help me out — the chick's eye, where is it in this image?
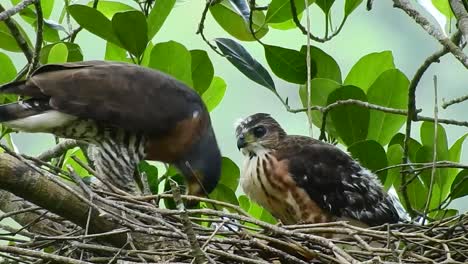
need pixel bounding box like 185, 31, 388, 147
253, 126, 267, 138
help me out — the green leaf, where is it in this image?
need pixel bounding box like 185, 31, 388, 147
451, 169, 468, 200
299, 78, 340, 137
228, 0, 250, 21
420, 122, 449, 163
191, 50, 214, 95
430, 209, 458, 220
140, 42, 154, 67
448, 133, 468, 179
47, 42, 68, 63
247, 201, 277, 224
327, 85, 369, 146
62, 147, 89, 177
210, 0, 268, 41
209, 184, 239, 206
0, 22, 22, 52
344, 51, 395, 92
202, 76, 227, 112
68, 4, 120, 45
88, 0, 137, 19
238, 195, 251, 212
300, 45, 341, 83
138, 161, 159, 194
219, 157, 240, 191
264, 45, 312, 84
266, 0, 314, 24
348, 140, 388, 182
415, 146, 444, 205
147, 0, 176, 39
42, 0, 55, 18
104, 41, 131, 62
406, 175, 429, 212
388, 133, 422, 163
344, 0, 363, 16
149, 41, 193, 87
385, 144, 403, 190
215, 38, 275, 90
367, 69, 409, 145
431, 0, 454, 21
269, 18, 298, 30
112, 11, 148, 58
0, 52, 17, 84
315, 0, 335, 14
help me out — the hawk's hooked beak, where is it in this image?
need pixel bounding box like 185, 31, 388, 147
237, 135, 247, 150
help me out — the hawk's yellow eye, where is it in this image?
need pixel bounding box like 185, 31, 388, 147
253, 126, 266, 138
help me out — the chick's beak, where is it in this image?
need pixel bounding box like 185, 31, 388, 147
237, 135, 247, 150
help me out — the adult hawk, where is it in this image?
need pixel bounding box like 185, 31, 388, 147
0, 61, 221, 198
235, 113, 408, 226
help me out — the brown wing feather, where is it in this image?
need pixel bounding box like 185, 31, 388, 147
3, 61, 204, 136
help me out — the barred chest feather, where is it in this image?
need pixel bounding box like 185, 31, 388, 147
240, 149, 330, 225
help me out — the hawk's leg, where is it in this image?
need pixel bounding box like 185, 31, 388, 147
87, 132, 146, 194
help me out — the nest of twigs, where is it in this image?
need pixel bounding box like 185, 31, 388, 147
0, 150, 467, 264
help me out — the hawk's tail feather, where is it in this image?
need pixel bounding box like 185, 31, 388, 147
0, 99, 51, 122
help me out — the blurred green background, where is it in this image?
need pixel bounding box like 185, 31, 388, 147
2, 0, 468, 214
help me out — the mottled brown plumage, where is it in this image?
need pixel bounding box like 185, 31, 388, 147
0, 61, 221, 198
236, 113, 408, 226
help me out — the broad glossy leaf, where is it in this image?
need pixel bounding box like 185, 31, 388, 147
229, 0, 250, 21
238, 195, 251, 212
62, 147, 89, 177
104, 41, 131, 62
388, 133, 422, 163
327, 85, 369, 146
0, 22, 22, 52
42, 0, 55, 18
209, 184, 239, 206
348, 140, 388, 182
147, 0, 176, 39
219, 157, 240, 191
299, 78, 340, 137
40, 42, 83, 63
385, 144, 404, 190
247, 201, 277, 224
300, 45, 341, 83
421, 122, 449, 161
315, 0, 335, 14
68, 4, 120, 44
431, 0, 454, 21
0, 53, 17, 84
415, 146, 445, 205
42, 22, 60, 43
191, 50, 214, 95
406, 175, 429, 212
202, 76, 227, 112
88, 0, 136, 19
430, 209, 458, 220
48, 42, 68, 63
210, 0, 268, 41
448, 133, 468, 180
269, 19, 298, 30
140, 42, 154, 67
215, 38, 275, 90
112, 11, 148, 58
264, 45, 310, 84
266, 0, 314, 24
149, 41, 192, 87
367, 69, 408, 145
344, 0, 363, 16
138, 160, 159, 194
344, 51, 395, 92
451, 169, 468, 200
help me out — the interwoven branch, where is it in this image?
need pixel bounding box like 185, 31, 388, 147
0, 0, 36, 21
0, 153, 467, 263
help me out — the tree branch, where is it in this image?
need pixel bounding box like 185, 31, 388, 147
37, 139, 79, 161
392, 0, 468, 69
0, 4, 33, 62
0, 0, 36, 21
0, 153, 129, 247
450, 0, 468, 40
442, 94, 468, 109
27, 0, 43, 76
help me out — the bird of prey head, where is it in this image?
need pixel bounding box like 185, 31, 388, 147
0, 61, 221, 201
235, 113, 409, 227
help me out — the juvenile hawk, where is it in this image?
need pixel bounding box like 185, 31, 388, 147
0, 61, 221, 198
235, 113, 408, 226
